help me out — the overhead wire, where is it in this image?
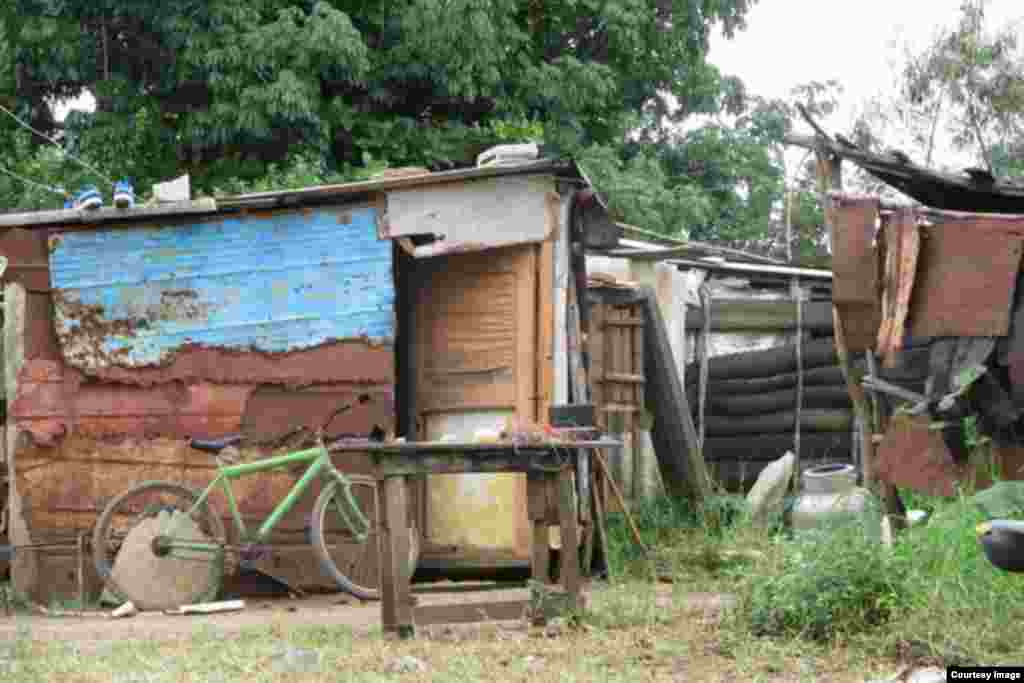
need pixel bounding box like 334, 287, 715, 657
0, 163, 70, 198
0, 101, 116, 187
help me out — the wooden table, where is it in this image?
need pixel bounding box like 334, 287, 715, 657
330, 440, 621, 638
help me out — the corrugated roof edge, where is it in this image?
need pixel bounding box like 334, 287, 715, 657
0, 159, 583, 229
0, 197, 219, 229
667, 257, 833, 280
218, 158, 581, 209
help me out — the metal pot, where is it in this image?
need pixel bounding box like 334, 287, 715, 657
792, 464, 871, 531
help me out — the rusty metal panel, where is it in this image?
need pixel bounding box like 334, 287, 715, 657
829, 196, 879, 304
47, 206, 394, 374
876, 414, 968, 497
907, 222, 1024, 338
0, 228, 50, 291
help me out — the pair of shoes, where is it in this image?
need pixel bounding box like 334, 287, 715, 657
66, 180, 135, 210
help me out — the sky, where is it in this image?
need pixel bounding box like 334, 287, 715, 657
708, 0, 1024, 174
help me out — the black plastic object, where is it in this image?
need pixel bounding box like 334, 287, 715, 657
189, 434, 243, 453
549, 404, 596, 428
978, 520, 1024, 572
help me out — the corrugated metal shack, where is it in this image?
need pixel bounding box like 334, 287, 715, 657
802, 131, 1024, 498
0, 158, 631, 601
585, 230, 855, 492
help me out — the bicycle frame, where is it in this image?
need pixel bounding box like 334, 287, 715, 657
162, 444, 370, 556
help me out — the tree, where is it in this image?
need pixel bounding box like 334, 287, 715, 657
897, 0, 1024, 174
0, 0, 756, 208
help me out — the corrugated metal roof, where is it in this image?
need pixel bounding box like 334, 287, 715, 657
0, 159, 582, 230
48, 205, 394, 373
219, 158, 580, 209
666, 258, 833, 280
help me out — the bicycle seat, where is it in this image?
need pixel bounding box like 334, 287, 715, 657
189, 434, 243, 453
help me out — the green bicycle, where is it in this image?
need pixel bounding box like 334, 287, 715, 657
92, 394, 413, 610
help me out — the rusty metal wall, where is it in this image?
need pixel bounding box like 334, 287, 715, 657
1, 205, 397, 600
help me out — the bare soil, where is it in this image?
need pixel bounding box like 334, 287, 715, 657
0, 583, 531, 647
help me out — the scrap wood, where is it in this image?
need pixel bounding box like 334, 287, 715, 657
591, 449, 648, 557
164, 599, 246, 616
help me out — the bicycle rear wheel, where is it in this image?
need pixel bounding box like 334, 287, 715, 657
311, 475, 418, 601
93, 481, 228, 611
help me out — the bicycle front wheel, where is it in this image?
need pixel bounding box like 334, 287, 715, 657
93, 481, 228, 611
312, 475, 418, 601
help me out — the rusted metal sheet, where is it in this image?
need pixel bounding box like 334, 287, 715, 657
47, 206, 394, 374
876, 414, 971, 497
11, 359, 394, 446
907, 222, 1024, 338
829, 196, 879, 304
0, 228, 50, 291
240, 384, 394, 442
63, 340, 395, 386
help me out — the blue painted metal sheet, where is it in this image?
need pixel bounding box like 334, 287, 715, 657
48, 206, 394, 370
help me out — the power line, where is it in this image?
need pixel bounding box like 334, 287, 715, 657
0, 102, 116, 186
0, 163, 69, 198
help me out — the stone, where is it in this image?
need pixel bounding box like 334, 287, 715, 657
105, 509, 217, 611
746, 451, 795, 524
271, 647, 322, 674
385, 655, 427, 674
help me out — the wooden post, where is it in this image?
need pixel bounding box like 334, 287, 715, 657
556, 467, 582, 611
379, 476, 414, 638
527, 471, 552, 590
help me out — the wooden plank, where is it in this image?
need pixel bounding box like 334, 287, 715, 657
588, 301, 606, 429
631, 300, 645, 500
683, 299, 835, 332
639, 286, 711, 500
414, 600, 529, 626
537, 241, 555, 423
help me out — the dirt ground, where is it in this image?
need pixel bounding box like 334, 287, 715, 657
0, 583, 534, 647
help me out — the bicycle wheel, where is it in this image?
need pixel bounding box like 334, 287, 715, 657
93, 481, 228, 611
311, 474, 419, 601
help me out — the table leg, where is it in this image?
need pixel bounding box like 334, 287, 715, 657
379, 475, 414, 638
556, 467, 582, 610
527, 472, 551, 585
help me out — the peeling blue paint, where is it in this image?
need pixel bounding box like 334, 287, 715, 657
48, 206, 394, 368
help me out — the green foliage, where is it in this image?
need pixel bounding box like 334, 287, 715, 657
604, 494, 748, 576
736, 524, 904, 642
1, 0, 757, 206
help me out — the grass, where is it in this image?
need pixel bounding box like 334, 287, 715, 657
3, 481, 1024, 680
605, 482, 1024, 667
